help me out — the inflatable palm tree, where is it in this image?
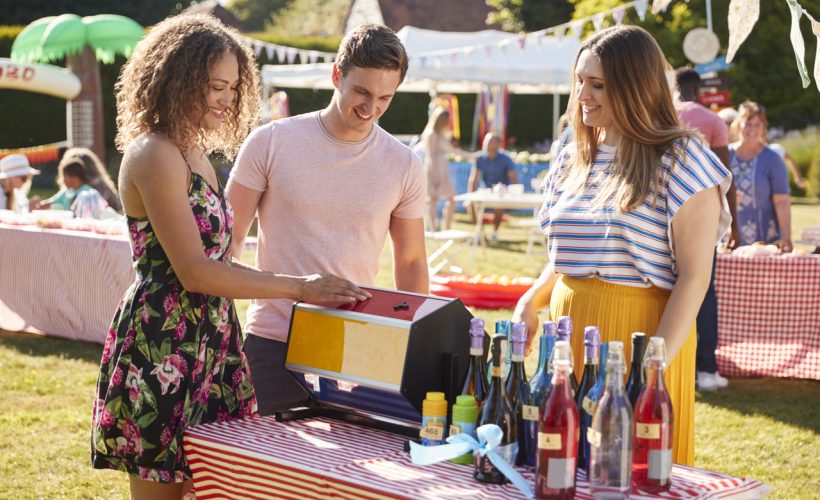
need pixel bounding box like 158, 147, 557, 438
11, 14, 144, 164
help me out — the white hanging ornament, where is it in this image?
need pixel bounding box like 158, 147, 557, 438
726, 0, 759, 63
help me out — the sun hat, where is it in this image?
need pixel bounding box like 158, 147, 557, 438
0, 154, 40, 180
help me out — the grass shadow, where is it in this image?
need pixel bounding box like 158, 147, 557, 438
696, 377, 820, 434
0, 329, 103, 365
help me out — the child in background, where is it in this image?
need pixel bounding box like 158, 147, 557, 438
0, 153, 40, 213
32, 158, 98, 211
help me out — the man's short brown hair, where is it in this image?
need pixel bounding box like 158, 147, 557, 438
336, 24, 408, 82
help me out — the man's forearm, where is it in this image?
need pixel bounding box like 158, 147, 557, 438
394, 258, 429, 294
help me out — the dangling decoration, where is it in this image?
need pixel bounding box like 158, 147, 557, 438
613, 7, 626, 25
634, 0, 649, 21
726, 0, 759, 62
809, 12, 820, 92
786, 0, 810, 88
652, 0, 674, 15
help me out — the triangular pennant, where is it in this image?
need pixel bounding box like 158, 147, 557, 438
726, 0, 759, 63
324, 54, 334, 63
286, 47, 297, 64
484, 44, 493, 58
570, 20, 584, 40
309, 50, 319, 64
592, 13, 605, 32
253, 41, 263, 58
450, 51, 459, 64
498, 39, 511, 53
613, 6, 626, 25
420, 56, 428, 67
809, 12, 820, 92
652, 0, 674, 15
554, 26, 565, 42
786, 0, 810, 88
298, 50, 309, 64
265, 45, 274, 60
464, 46, 475, 57
434, 56, 442, 67
518, 35, 527, 50
275, 45, 286, 63
635, 0, 648, 21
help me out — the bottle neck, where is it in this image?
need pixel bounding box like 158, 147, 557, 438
535, 336, 554, 374
605, 368, 626, 393
644, 360, 666, 389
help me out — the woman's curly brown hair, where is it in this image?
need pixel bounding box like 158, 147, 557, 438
115, 14, 260, 160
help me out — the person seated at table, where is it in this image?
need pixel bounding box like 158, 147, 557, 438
729, 101, 792, 251
467, 132, 518, 242
32, 158, 98, 211
89, 14, 369, 500
513, 25, 732, 467
0, 153, 40, 213
62, 147, 124, 213
422, 106, 461, 232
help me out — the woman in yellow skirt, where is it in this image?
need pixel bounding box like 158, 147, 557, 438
514, 25, 732, 466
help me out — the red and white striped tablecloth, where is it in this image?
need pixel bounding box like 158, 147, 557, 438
0, 223, 134, 343
715, 253, 820, 380
183, 416, 771, 499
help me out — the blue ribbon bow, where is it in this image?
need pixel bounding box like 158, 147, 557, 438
409, 424, 534, 498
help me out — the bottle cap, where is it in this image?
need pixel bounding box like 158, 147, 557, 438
645, 336, 667, 367
584, 326, 600, 346
556, 316, 572, 341
542, 320, 557, 337
451, 394, 479, 423
422, 391, 448, 417
551, 340, 572, 365
606, 341, 626, 372
511, 322, 527, 344
495, 320, 511, 336
469, 318, 485, 350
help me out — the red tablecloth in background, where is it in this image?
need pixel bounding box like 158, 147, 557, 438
183, 416, 770, 499
715, 253, 820, 380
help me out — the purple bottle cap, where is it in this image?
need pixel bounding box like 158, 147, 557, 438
511, 322, 527, 356
556, 316, 572, 341
584, 326, 600, 346
542, 321, 557, 337
469, 318, 485, 350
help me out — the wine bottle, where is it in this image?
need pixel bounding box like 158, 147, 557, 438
487, 320, 512, 384
575, 326, 600, 470
506, 322, 536, 467
589, 341, 633, 499
475, 334, 519, 484
632, 337, 673, 493
580, 342, 608, 472
556, 316, 579, 394
536, 340, 579, 499
625, 332, 647, 407
462, 318, 489, 405
527, 321, 557, 468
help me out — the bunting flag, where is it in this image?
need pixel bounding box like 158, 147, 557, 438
570, 20, 584, 40
810, 12, 820, 92
253, 40, 263, 58
635, 0, 649, 21
265, 45, 274, 60
592, 13, 606, 32
726, 0, 759, 63
613, 7, 626, 25
652, 0, 674, 15
298, 50, 309, 64
286, 47, 297, 64
786, 0, 811, 88
275, 45, 286, 63
517, 35, 527, 50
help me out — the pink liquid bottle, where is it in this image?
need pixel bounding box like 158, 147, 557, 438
536, 341, 579, 499
632, 337, 674, 493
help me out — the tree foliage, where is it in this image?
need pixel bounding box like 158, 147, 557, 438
486, 0, 574, 32
567, 0, 819, 131
227, 0, 292, 32
0, 0, 182, 27
265, 0, 351, 36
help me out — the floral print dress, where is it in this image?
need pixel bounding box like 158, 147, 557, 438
91, 170, 257, 483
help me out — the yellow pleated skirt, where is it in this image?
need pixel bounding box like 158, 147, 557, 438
549, 275, 696, 466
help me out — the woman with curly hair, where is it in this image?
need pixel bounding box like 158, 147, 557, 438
513, 25, 732, 467
90, 14, 368, 499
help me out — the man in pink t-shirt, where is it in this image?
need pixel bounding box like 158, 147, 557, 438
674, 67, 737, 392
226, 25, 429, 415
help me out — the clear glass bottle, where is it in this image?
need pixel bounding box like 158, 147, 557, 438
589, 341, 633, 499
632, 337, 673, 493
535, 341, 579, 499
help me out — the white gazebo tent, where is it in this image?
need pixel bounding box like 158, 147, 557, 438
260, 26, 582, 138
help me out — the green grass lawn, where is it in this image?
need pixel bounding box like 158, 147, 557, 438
1, 207, 819, 498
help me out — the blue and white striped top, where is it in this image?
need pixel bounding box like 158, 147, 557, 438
539, 138, 732, 290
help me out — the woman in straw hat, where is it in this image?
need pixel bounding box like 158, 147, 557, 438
0, 153, 40, 212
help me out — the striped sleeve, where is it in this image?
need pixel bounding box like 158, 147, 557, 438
666, 137, 733, 244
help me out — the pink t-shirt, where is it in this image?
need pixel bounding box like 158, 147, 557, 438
675, 101, 729, 148
229, 111, 425, 342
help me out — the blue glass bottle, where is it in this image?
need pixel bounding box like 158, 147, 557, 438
580, 342, 608, 472
527, 321, 556, 468
506, 322, 536, 467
